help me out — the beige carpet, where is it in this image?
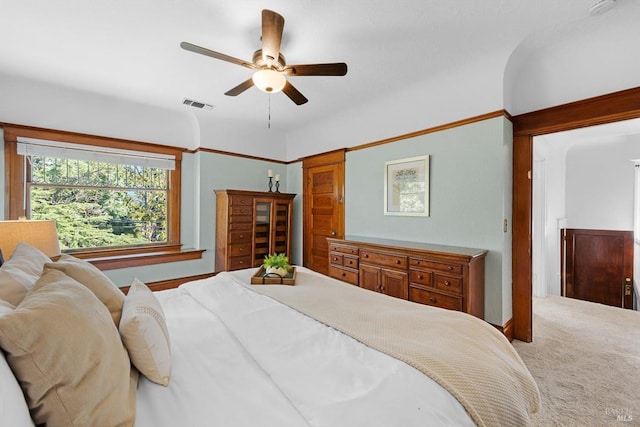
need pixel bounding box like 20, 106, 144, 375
513, 296, 640, 426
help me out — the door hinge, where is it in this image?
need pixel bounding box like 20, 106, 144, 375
527, 170, 532, 180
338, 195, 343, 204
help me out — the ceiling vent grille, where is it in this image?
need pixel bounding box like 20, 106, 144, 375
182, 98, 214, 110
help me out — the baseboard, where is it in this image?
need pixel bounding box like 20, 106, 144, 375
120, 272, 216, 294
490, 318, 514, 342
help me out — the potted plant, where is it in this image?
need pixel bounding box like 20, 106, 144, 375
263, 253, 292, 277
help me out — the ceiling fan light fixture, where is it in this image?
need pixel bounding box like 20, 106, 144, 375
252, 69, 286, 93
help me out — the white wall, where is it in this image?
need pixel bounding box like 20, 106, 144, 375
565, 136, 640, 230
345, 116, 512, 326
504, 1, 640, 115
533, 136, 569, 296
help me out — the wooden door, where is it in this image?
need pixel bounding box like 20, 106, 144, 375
303, 150, 345, 275
562, 228, 634, 309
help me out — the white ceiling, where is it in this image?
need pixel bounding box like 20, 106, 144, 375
1, 0, 639, 157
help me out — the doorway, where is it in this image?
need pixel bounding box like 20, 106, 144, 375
512, 86, 640, 342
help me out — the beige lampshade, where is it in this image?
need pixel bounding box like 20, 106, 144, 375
0, 220, 61, 260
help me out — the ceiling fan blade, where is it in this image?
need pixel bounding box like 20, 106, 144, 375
180, 41, 257, 70
261, 9, 285, 66
224, 78, 255, 96
282, 81, 308, 105
284, 63, 348, 77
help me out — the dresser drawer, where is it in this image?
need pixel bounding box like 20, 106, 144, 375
409, 269, 432, 286
410, 257, 462, 275
229, 214, 252, 223
231, 206, 253, 216
435, 274, 462, 294
229, 222, 252, 231
229, 243, 251, 257
361, 250, 407, 269
230, 195, 253, 206
229, 256, 252, 270
343, 255, 359, 270
329, 244, 359, 256
330, 253, 344, 266
329, 266, 358, 285
229, 230, 251, 243
409, 287, 462, 311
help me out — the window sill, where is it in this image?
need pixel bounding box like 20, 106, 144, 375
73, 248, 205, 270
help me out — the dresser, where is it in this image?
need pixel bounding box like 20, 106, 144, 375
328, 236, 487, 319
215, 190, 295, 272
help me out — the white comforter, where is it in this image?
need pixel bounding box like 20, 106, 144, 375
135, 267, 474, 426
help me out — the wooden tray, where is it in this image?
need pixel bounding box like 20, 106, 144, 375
250, 267, 296, 285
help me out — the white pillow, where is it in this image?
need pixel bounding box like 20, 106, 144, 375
119, 279, 171, 386
0, 301, 34, 427
0, 242, 51, 306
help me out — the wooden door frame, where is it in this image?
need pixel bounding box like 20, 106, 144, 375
512, 86, 640, 342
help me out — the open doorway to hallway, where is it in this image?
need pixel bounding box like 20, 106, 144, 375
532, 118, 640, 310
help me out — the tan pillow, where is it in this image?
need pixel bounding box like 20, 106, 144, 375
120, 278, 171, 386
0, 242, 51, 306
45, 253, 125, 325
0, 268, 137, 427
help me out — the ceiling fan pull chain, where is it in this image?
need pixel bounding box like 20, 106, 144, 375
268, 93, 271, 129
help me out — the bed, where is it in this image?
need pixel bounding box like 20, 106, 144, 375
0, 242, 540, 427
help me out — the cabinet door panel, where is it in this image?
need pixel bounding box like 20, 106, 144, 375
359, 264, 381, 292
382, 268, 408, 299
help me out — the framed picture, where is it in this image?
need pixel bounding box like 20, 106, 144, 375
384, 155, 429, 216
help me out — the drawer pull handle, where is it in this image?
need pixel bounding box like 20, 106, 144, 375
417, 274, 423, 279
239, 261, 244, 264
239, 248, 244, 252
447, 266, 453, 270
395, 260, 400, 264
239, 234, 244, 238
444, 281, 450, 286
333, 257, 338, 261
342, 272, 346, 277
429, 297, 436, 303
364, 254, 369, 258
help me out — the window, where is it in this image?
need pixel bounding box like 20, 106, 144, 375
4, 126, 183, 257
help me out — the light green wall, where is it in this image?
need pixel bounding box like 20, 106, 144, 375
286, 161, 303, 265
345, 116, 512, 325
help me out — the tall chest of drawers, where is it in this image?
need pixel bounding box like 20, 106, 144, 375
215, 190, 295, 272
328, 236, 487, 319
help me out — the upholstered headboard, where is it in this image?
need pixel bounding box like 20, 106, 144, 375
0, 220, 61, 260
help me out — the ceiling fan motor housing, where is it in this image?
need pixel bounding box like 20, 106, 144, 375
253, 49, 286, 70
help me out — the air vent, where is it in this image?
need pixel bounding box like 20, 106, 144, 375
182, 98, 214, 110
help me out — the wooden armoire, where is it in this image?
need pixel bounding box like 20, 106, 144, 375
215, 189, 295, 272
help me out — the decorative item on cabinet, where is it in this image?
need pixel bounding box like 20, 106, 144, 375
267, 169, 274, 192
215, 190, 295, 272
327, 236, 487, 319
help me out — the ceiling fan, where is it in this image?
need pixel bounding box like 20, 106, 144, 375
180, 9, 347, 105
